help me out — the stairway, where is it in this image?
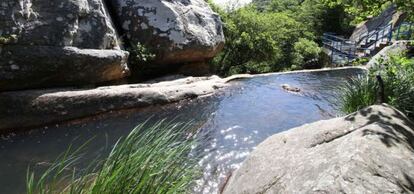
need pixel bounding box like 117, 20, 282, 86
323, 22, 413, 65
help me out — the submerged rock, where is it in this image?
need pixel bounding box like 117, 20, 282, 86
0, 0, 129, 91
107, 0, 225, 75
224, 104, 414, 193
281, 84, 300, 93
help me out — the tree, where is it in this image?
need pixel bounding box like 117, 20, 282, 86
211, 6, 313, 75
322, 0, 413, 23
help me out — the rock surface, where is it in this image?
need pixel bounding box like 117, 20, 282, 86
0, 0, 119, 49
224, 104, 414, 193
0, 75, 246, 132
0, 0, 129, 91
0, 46, 129, 91
107, 0, 225, 69
366, 40, 413, 68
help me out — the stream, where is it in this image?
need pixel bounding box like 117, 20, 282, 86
0, 68, 364, 194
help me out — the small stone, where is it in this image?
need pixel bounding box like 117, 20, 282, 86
10, 64, 19, 70
122, 20, 131, 30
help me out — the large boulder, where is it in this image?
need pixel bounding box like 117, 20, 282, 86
224, 104, 414, 193
0, 46, 129, 91
0, 0, 129, 91
107, 0, 225, 75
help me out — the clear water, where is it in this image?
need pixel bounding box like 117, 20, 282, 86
0, 68, 364, 194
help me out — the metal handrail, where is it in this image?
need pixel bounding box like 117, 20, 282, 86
356, 23, 392, 45
322, 22, 414, 64
360, 24, 393, 48
323, 33, 355, 43
322, 21, 412, 64
395, 22, 413, 40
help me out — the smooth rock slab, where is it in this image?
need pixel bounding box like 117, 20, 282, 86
224, 104, 414, 193
0, 46, 129, 91
0, 75, 245, 132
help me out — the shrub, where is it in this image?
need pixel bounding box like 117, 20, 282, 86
26, 120, 201, 194
291, 38, 322, 69
339, 75, 377, 114
244, 61, 274, 74
0, 34, 18, 45
128, 42, 156, 65
339, 52, 414, 119
350, 57, 370, 66
211, 6, 307, 76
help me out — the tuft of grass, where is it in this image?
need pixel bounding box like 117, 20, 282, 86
26, 120, 201, 194
339, 52, 414, 119
339, 75, 377, 114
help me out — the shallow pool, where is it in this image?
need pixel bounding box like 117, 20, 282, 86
0, 68, 364, 194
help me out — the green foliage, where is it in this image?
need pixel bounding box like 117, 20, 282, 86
291, 38, 322, 69
211, 5, 312, 76
255, 0, 351, 36
394, 24, 414, 40
227, 61, 274, 75
265, 0, 300, 13
0, 37, 9, 45
297, 0, 352, 36
340, 52, 414, 119
350, 57, 370, 66
210, 0, 348, 76
26, 120, 201, 194
339, 75, 378, 114
129, 42, 156, 64
322, 0, 413, 24
0, 34, 18, 45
